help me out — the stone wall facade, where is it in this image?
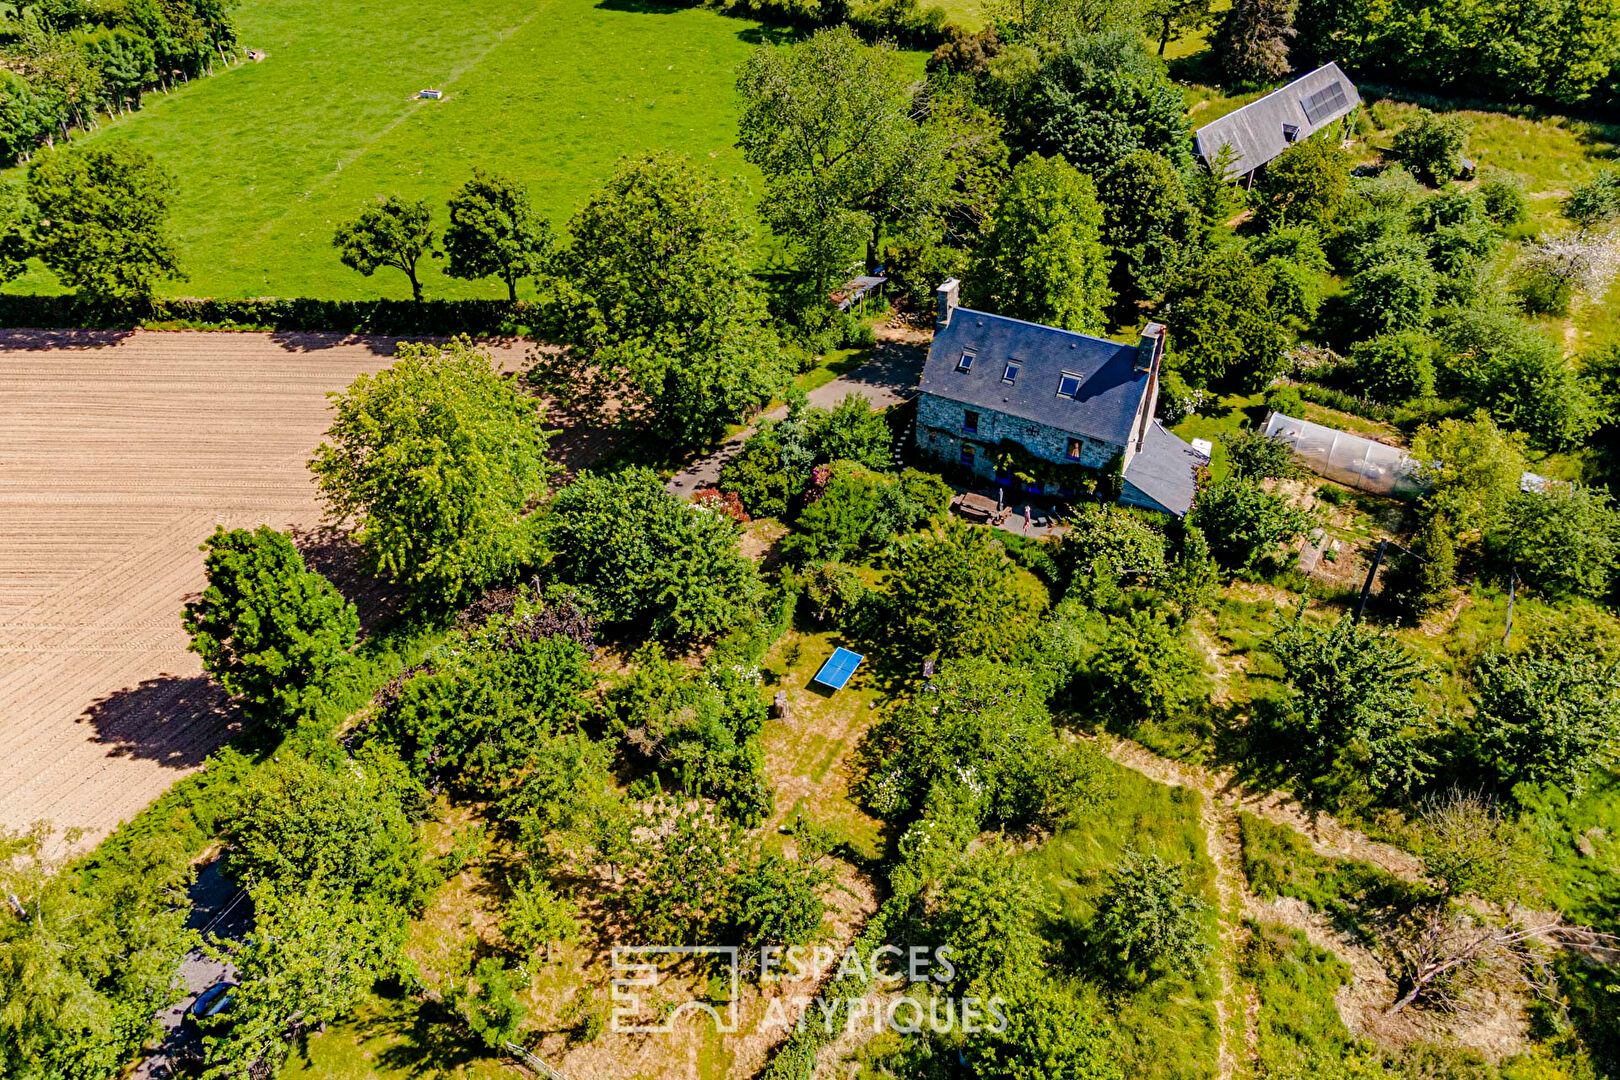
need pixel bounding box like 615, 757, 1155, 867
916, 391, 1121, 487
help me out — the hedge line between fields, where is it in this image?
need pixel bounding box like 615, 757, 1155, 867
0, 295, 548, 337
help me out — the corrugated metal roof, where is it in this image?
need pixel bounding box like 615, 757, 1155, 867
1194, 63, 1360, 176
919, 308, 1149, 449
1121, 421, 1204, 516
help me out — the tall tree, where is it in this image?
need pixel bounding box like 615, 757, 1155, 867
1162, 246, 1289, 390
547, 152, 783, 448
26, 142, 182, 301
332, 194, 435, 301
442, 168, 551, 301
736, 26, 947, 295
1410, 412, 1528, 547
1097, 149, 1201, 309
309, 339, 555, 607
1256, 138, 1351, 227
886, 520, 1048, 661
1215, 0, 1297, 85
1470, 637, 1620, 793
964, 152, 1112, 332
183, 526, 358, 732
1144, 0, 1216, 53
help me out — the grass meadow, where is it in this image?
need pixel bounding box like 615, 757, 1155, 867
4, 0, 819, 300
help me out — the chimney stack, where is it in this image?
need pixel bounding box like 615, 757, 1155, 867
1137, 322, 1167, 372
935, 278, 960, 331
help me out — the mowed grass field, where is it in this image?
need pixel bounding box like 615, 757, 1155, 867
5, 0, 794, 299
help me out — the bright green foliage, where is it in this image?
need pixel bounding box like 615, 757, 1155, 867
1268, 614, 1437, 800
736, 27, 946, 295
1191, 145, 1248, 230
965, 152, 1112, 333
726, 852, 832, 951
1345, 250, 1437, 334
442, 168, 552, 301
310, 339, 555, 607
1145, 0, 1217, 54
1098, 149, 1201, 307
501, 872, 580, 957
1440, 309, 1601, 451
1164, 526, 1221, 623
721, 395, 896, 519
1054, 502, 1169, 586
332, 194, 435, 301
1163, 246, 1290, 390
964, 975, 1122, 1080
182, 526, 358, 731
781, 461, 945, 564
1380, 511, 1457, 620
810, 394, 894, 470
1087, 610, 1205, 727
1410, 412, 1528, 543
1563, 166, 1620, 229
461, 957, 527, 1049
224, 751, 430, 914
1190, 477, 1314, 572
498, 731, 631, 870
606, 646, 773, 824
1257, 139, 1352, 228
1471, 638, 1620, 793
549, 152, 783, 448
1345, 331, 1437, 403
1489, 486, 1620, 601
1015, 31, 1193, 175
1475, 170, 1530, 226
930, 848, 1054, 993
885, 521, 1047, 661
547, 467, 764, 641
201, 879, 401, 1079
799, 560, 868, 625
26, 142, 181, 301
382, 603, 595, 792
1094, 848, 1212, 980
1392, 111, 1472, 186
1250, 225, 1332, 326
1411, 188, 1496, 281
1222, 428, 1302, 482
1215, 0, 1297, 84
0, 826, 196, 1080
858, 656, 1093, 829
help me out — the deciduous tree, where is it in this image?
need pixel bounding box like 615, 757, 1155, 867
332, 194, 435, 301
1470, 637, 1620, 793
443, 168, 551, 301
1094, 848, 1212, 979
1215, 0, 1296, 85
1163, 246, 1290, 390
886, 520, 1047, 660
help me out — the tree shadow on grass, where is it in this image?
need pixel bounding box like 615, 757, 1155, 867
291, 525, 406, 634
267, 331, 405, 356
78, 674, 238, 770
596, 0, 691, 11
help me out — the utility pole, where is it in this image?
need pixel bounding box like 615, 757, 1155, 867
1354, 539, 1388, 624
1503, 569, 1517, 645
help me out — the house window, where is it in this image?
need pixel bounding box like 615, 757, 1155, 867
1066, 438, 1084, 461
959, 442, 976, 467
957, 351, 975, 372
1003, 361, 1020, 383
1057, 373, 1082, 398
963, 409, 979, 434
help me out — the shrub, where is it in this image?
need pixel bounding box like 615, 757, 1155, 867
1391, 110, 1471, 186
1487, 485, 1620, 601
1345, 330, 1437, 403
1257, 139, 1352, 228
1190, 477, 1315, 572
1086, 610, 1205, 728
1440, 309, 1601, 451
780, 461, 940, 564
884, 521, 1047, 661
1093, 849, 1212, 981
1563, 167, 1620, 229
1052, 503, 1169, 587
1475, 170, 1529, 226
1221, 427, 1301, 481
1470, 638, 1620, 794
1345, 252, 1437, 334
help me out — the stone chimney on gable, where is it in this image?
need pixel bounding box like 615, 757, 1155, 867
1137, 322, 1167, 371
935, 278, 960, 331
1132, 322, 1169, 456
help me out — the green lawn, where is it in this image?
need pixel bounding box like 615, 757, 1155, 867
6, 0, 794, 299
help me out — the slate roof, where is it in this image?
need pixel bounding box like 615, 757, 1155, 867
1121, 421, 1206, 517
1194, 63, 1360, 177
920, 308, 1149, 449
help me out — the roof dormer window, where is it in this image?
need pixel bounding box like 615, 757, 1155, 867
957, 351, 975, 372
1057, 372, 1082, 398
1003, 361, 1020, 383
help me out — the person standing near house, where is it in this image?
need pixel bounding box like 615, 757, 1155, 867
1023, 504, 1033, 533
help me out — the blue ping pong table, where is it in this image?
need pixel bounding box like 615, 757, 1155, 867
812, 647, 865, 690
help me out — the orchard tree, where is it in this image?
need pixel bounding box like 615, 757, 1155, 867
965, 974, 1121, 1080
1190, 476, 1313, 571
1393, 111, 1472, 186
1221, 427, 1301, 481
548, 152, 783, 448
1094, 849, 1211, 980
931, 848, 1053, 993
332, 195, 435, 301
1487, 486, 1620, 601
1564, 167, 1620, 229
182, 526, 358, 731
887, 520, 1047, 660
1215, 0, 1296, 85
1163, 246, 1290, 390
1145, 0, 1216, 54
27, 142, 182, 302
1381, 511, 1457, 620
1441, 309, 1600, 451
309, 339, 555, 607
736, 27, 946, 295
1087, 610, 1205, 727
1345, 250, 1438, 334
964, 152, 1112, 333
1410, 412, 1528, 543
443, 169, 551, 301
1345, 330, 1437, 403
1470, 638, 1620, 793
1257, 138, 1351, 228
1098, 149, 1201, 307
545, 467, 763, 641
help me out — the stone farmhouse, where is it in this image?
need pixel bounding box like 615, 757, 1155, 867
915, 279, 1206, 517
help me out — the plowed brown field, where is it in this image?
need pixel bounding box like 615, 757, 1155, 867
0, 330, 525, 851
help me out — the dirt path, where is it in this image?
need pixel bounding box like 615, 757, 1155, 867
0, 329, 529, 852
